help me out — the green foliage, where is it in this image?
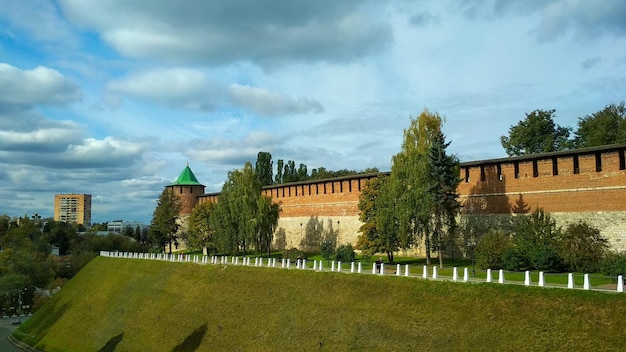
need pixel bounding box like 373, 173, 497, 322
255, 151, 273, 186
185, 202, 218, 254
500, 109, 572, 156
356, 175, 387, 257
599, 251, 626, 277
475, 229, 512, 270
149, 188, 181, 253
389, 108, 443, 264
557, 221, 608, 273
335, 244, 356, 263
528, 245, 563, 272
282, 247, 306, 261
427, 129, 461, 267
273, 228, 287, 252
574, 102, 626, 148
502, 247, 527, 271
212, 162, 280, 256
320, 239, 334, 262
508, 208, 562, 271
301, 217, 324, 252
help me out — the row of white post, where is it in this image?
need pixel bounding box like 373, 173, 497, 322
99, 251, 624, 293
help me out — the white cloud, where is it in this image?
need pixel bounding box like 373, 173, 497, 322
229, 84, 323, 116
59, 0, 392, 67
0, 63, 81, 107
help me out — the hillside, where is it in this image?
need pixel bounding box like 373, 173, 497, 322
15, 257, 626, 351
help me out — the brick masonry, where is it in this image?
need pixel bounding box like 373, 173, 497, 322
187, 144, 626, 253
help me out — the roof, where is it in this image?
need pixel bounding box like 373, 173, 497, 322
169, 164, 203, 186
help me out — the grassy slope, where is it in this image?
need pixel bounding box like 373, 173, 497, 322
15, 257, 626, 351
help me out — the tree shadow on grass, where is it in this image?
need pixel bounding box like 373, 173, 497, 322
97, 332, 124, 352
171, 323, 207, 352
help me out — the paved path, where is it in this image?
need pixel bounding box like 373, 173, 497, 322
0, 317, 30, 352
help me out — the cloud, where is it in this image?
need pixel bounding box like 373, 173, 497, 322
107, 68, 323, 116
0, 63, 81, 107
59, 0, 392, 67
581, 57, 602, 70
0, 0, 76, 44
229, 84, 323, 116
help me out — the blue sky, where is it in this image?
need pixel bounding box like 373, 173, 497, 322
1, 0, 625, 224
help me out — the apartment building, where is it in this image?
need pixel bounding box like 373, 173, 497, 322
53, 193, 92, 226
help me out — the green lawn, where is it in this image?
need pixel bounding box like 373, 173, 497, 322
14, 256, 626, 351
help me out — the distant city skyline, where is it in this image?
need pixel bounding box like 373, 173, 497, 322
1, 1, 625, 223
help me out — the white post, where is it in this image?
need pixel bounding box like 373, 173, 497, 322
281, 259, 285, 268
260, 258, 264, 267
423, 265, 428, 279
351, 262, 355, 273
331, 261, 335, 272
296, 259, 300, 269
453, 267, 458, 281
380, 263, 385, 275
539, 272, 545, 287
358, 262, 362, 273
319, 261, 323, 271
486, 269, 492, 283
499, 269, 505, 284
287, 259, 291, 269
396, 264, 401, 276
313, 260, 318, 271
567, 273, 574, 289
618, 275, 624, 293
524, 271, 530, 286
337, 261, 342, 273
583, 274, 590, 290
372, 263, 376, 274
463, 267, 469, 282
432, 266, 438, 279
405, 265, 410, 277
273, 258, 277, 267
302, 259, 307, 269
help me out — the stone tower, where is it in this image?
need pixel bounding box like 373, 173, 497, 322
165, 163, 205, 215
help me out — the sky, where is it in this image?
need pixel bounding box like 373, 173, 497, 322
1, 0, 626, 224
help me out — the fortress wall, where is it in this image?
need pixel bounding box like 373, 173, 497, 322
190, 144, 626, 253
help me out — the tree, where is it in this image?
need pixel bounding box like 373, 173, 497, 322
186, 201, 218, 255
508, 208, 563, 271
275, 159, 284, 184
427, 130, 461, 268
390, 108, 443, 264
255, 195, 280, 257
255, 151, 273, 186
557, 221, 608, 273
149, 188, 181, 253
574, 102, 626, 148
500, 109, 571, 156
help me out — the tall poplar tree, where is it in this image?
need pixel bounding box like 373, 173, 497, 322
255, 151, 273, 186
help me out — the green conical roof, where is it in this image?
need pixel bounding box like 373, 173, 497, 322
170, 163, 203, 186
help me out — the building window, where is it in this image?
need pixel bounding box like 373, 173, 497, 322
340, 181, 343, 193
573, 155, 580, 174
532, 160, 538, 177
480, 165, 485, 181
595, 152, 602, 172
496, 164, 503, 181
620, 150, 625, 170
464, 168, 470, 183
349, 180, 352, 192
514, 162, 519, 179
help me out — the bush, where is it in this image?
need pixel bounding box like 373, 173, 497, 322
282, 248, 306, 261
528, 245, 563, 272
502, 247, 527, 271
335, 244, 356, 263
474, 230, 512, 269
557, 221, 608, 273
320, 239, 335, 262
600, 251, 626, 277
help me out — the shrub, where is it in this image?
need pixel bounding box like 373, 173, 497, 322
600, 251, 626, 277
474, 229, 512, 269
320, 239, 335, 262
502, 247, 527, 271
557, 221, 608, 273
282, 248, 306, 261
335, 244, 356, 263
528, 245, 563, 272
